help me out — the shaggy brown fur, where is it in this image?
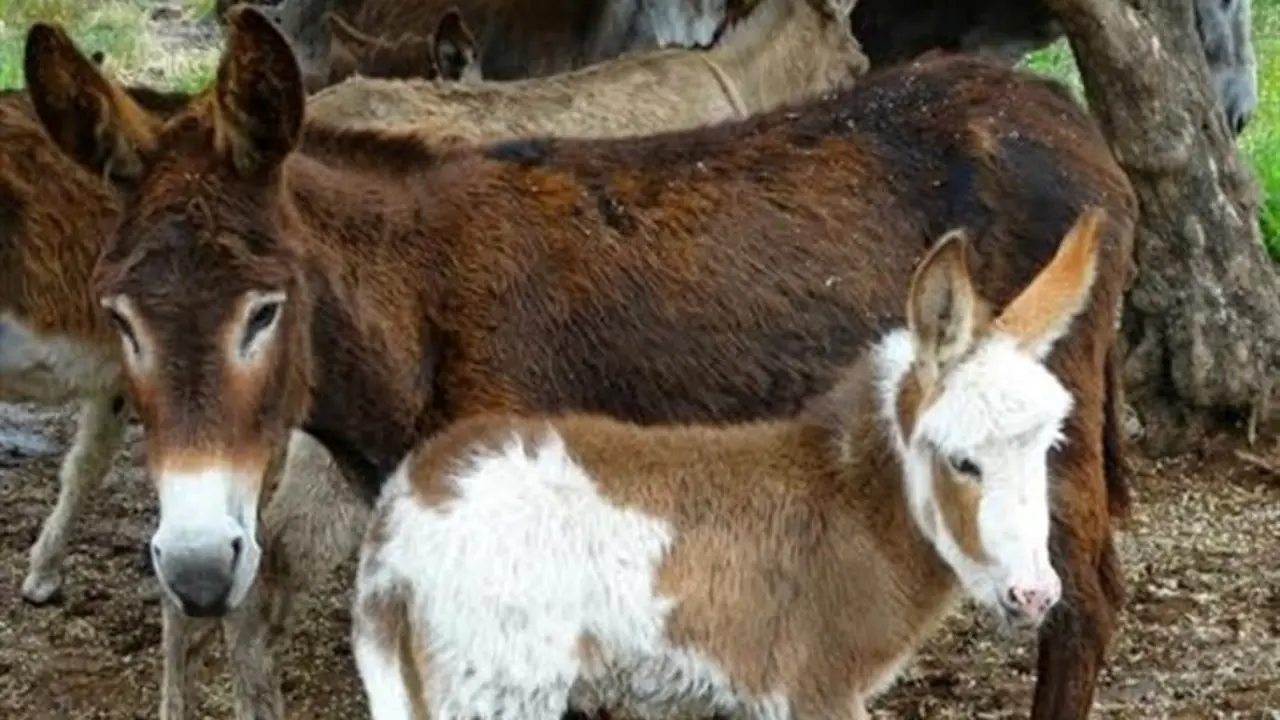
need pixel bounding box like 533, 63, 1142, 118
25, 8, 1135, 720
306, 0, 866, 143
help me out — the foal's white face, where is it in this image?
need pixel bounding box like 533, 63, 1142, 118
883, 208, 1108, 628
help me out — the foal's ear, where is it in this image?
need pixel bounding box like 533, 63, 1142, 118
434, 8, 480, 81
215, 5, 306, 177
992, 207, 1106, 360
907, 228, 981, 376
24, 23, 157, 185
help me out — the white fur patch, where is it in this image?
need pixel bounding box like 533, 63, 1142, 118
356, 431, 790, 719
873, 329, 1065, 616
915, 335, 1072, 454
352, 627, 416, 720
152, 466, 262, 612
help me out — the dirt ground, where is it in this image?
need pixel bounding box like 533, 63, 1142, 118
0, 401, 1277, 720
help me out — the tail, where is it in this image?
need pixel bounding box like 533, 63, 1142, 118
1102, 343, 1132, 524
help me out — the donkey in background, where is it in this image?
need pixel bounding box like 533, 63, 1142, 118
305, 0, 868, 142
231, 0, 1258, 134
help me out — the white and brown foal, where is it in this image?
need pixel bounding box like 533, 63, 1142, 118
349, 208, 1106, 719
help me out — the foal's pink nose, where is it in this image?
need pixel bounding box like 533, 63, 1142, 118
1004, 578, 1061, 622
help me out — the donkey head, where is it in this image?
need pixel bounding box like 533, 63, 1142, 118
25, 7, 316, 617
882, 208, 1107, 628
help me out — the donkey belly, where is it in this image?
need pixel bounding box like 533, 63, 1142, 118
569, 651, 790, 720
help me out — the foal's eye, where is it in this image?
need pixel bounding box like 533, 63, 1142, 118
241, 301, 281, 354
948, 456, 982, 480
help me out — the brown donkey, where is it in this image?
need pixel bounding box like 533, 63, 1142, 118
25, 7, 1134, 720
307, 0, 867, 143
354, 209, 1106, 719
0, 83, 357, 720
0, 87, 191, 605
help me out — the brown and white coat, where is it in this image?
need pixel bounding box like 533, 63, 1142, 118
352, 210, 1107, 719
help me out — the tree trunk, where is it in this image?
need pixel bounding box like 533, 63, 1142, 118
1043, 0, 1279, 455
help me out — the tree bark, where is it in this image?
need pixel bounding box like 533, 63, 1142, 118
1043, 0, 1279, 455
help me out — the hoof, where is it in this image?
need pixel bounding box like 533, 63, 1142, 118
21, 572, 65, 606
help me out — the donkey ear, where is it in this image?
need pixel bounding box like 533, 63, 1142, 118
215, 5, 306, 177
24, 23, 157, 185
992, 207, 1106, 359
434, 8, 480, 81
907, 228, 982, 376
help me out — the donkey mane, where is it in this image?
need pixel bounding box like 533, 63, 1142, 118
300, 120, 450, 173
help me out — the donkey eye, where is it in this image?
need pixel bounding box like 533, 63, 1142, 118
242, 301, 281, 352
949, 456, 982, 479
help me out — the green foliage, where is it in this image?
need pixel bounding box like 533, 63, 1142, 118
1243, 0, 1280, 259
0, 0, 218, 91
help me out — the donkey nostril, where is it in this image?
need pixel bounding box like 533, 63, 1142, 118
230, 537, 244, 562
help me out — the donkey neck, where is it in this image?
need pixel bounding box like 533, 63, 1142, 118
281, 152, 453, 500
704, 0, 821, 113
800, 352, 962, 677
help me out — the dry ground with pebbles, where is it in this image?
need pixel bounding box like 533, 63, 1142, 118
0, 401, 1277, 719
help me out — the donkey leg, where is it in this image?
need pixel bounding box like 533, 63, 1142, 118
225, 431, 371, 720
1029, 520, 1124, 720
224, 578, 286, 720
351, 603, 416, 720
160, 595, 219, 720
22, 393, 126, 604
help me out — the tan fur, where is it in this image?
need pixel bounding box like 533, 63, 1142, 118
992, 208, 1105, 351
306, 0, 868, 142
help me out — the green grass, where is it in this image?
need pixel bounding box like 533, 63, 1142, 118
1243, 0, 1280, 260
1023, 0, 1280, 261
0, 0, 218, 91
